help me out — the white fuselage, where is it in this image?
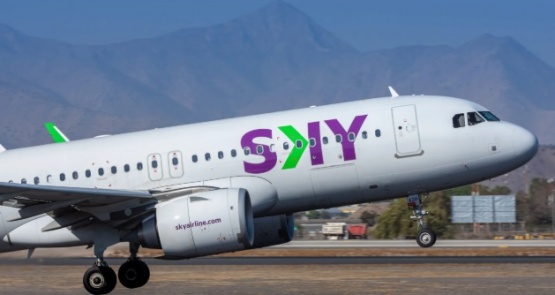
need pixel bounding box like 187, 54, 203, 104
0, 95, 538, 239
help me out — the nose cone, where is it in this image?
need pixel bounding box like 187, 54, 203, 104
512, 125, 539, 166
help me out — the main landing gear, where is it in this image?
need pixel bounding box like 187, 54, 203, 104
82, 242, 150, 294
407, 194, 437, 248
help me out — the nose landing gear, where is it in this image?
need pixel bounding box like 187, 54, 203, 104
407, 194, 437, 248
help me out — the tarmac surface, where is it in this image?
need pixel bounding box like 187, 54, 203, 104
1, 240, 554, 294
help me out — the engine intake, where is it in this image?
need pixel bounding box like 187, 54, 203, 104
138, 188, 254, 259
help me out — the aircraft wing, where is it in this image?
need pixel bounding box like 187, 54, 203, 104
0, 182, 157, 229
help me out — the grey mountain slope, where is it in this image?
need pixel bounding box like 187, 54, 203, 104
99, 0, 357, 119
0, 0, 554, 153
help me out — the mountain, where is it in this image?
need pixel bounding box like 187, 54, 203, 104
0, 1, 555, 151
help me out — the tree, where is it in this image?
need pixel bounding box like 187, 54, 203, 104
373, 184, 512, 239
306, 210, 321, 219
521, 178, 554, 226
359, 210, 376, 226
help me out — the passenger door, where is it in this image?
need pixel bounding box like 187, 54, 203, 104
391, 105, 422, 157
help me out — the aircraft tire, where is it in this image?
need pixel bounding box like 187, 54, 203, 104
83, 265, 117, 294
118, 259, 150, 289
416, 228, 437, 248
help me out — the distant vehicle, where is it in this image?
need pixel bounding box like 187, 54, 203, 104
322, 223, 367, 240
347, 224, 368, 239
322, 222, 347, 240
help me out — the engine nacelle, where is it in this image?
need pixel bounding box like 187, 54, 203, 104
250, 214, 295, 249
138, 188, 254, 259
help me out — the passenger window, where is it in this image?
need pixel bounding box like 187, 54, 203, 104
283, 142, 289, 150
335, 134, 342, 143
244, 147, 251, 155
348, 132, 356, 142
137, 162, 143, 171
172, 157, 179, 165
375, 129, 381, 137
72, 171, 78, 180
309, 138, 316, 147
151, 160, 158, 169
452, 113, 465, 128
85, 170, 92, 178
205, 153, 211, 161
59, 174, 65, 181
21, 178, 27, 184
98, 168, 105, 176
192, 155, 198, 163
362, 131, 368, 139
218, 151, 224, 159
47, 175, 52, 183
111, 166, 117, 174
256, 145, 263, 154
467, 112, 485, 126
124, 164, 130, 172
295, 140, 303, 148
323, 137, 328, 144
34, 177, 40, 185
231, 149, 237, 157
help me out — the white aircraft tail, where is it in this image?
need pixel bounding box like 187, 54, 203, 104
0, 144, 5, 153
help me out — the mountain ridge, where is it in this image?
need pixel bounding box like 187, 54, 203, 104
0, 1, 554, 150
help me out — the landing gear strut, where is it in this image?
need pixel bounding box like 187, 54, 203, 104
118, 243, 150, 289
407, 194, 436, 248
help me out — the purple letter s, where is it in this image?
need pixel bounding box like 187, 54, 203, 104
241, 129, 277, 174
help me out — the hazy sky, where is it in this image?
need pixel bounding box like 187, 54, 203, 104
1, 0, 554, 66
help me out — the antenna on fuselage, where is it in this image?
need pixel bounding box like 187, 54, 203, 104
388, 86, 399, 98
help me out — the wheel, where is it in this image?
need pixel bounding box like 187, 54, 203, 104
118, 259, 150, 289
83, 266, 117, 294
416, 229, 437, 248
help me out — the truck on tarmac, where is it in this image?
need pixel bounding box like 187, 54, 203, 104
322, 222, 368, 240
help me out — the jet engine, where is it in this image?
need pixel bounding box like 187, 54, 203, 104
138, 188, 254, 259
250, 214, 295, 249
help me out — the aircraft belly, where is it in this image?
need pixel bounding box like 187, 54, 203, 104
310, 163, 362, 207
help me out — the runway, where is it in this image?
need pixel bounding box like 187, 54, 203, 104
0, 241, 554, 294
0, 257, 554, 295
1, 255, 555, 266
275, 239, 555, 248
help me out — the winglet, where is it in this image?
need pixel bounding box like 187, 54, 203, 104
388, 86, 399, 98
44, 122, 70, 143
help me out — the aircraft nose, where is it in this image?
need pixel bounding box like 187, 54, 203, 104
512, 125, 538, 165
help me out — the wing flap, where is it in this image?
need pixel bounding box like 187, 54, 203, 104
5, 198, 87, 222
0, 182, 156, 223
41, 212, 92, 232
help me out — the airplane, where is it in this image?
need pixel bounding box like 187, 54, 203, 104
0, 91, 538, 294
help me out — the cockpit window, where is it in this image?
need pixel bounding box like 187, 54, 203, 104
478, 111, 500, 122
452, 113, 465, 128
467, 112, 485, 126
